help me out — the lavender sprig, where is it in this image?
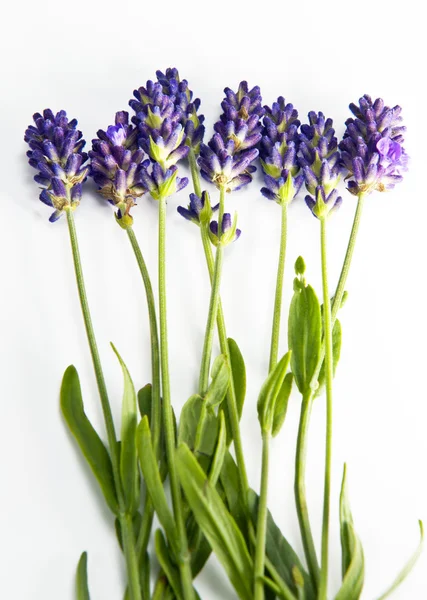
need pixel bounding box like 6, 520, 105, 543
89, 111, 150, 227
156, 67, 205, 152
24, 109, 88, 222
339, 94, 408, 196
198, 81, 263, 193
299, 111, 343, 218
260, 97, 303, 205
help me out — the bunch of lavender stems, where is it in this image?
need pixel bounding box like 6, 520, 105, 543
24, 82, 421, 600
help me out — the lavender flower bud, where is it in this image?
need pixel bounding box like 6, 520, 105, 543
24, 109, 88, 222
260, 97, 303, 205
156, 68, 205, 152
299, 111, 343, 218
339, 95, 408, 195
89, 111, 151, 228
209, 213, 241, 247
177, 191, 218, 226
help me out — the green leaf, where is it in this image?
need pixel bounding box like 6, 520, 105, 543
219, 452, 246, 535
208, 411, 227, 486
60, 366, 118, 514
138, 384, 152, 421
178, 394, 218, 460
111, 343, 139, 515
288, 278, 321, 395
136, 417, 179, 555
375, 521, 424, 600
155, 529, 184, 600
272, 372, 294, 437
205, 355, 230, 408
223, 338, 246, 444
335, 465, 365, 600
248, 489, 315, 600
257, 352, 292, 434
228, 338, 246, 417
76, 552, 90, 600
316, 319, 342, 397
176, 444, 253, 600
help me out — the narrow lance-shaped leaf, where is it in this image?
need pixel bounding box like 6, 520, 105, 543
272, 372, 294, 437
76, 552, 90, 600
257, 351, 291, 434
208, 411, 227, 486
205, 354, 230, 408
375, 521, 424, 600
60, 365, 118, 514
335, 465, 365, 600
176, 443, 254, 600
155, 529, 184, 600
111, 343, 139, 515
223, 338, 246, 443
316, 318, 342, 397
138, 384, 152, 421
178, 394, 218, 460
288, 259, 321, 395
136, 417, 179, 555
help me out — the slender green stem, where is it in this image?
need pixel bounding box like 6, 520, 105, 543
188, 148, 202, 198
218, 186, 226, 236
294, 390, 320, 591
200, 225, 249, 496
126, 227, 161, 563
194, 243, 224, 452
318, 217, 334, 600
254, 431, 271, 600
198, 245, 224, 396
65, 209, 141, 600
127, 227, 161, 457
269, 202, 288, 372
158, 197, 195, 600
310, 194, 365, 390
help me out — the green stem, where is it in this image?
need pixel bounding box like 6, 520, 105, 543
65, 209, 141, 600
310, 194, 365, 390
318, 217, 334, 600
269, 202, 288, 372
200, 225, 249, 496
194, 243, 224, 452
158, 197, 195, 600
218, 186, 226, 236
188, 148, 202, 198
126, 227, 161, 562
294, 391, 320, 591
198, 244, 224, 396
254, 431, 271, 600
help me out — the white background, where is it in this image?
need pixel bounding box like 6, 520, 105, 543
1, 0, 426, 597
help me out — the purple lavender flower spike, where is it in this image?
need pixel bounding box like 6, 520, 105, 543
298, 111, 344, 218
156, 68, 205, 152
24, 109, 88, 222
130, 79, 189, 168
89, 111, 151, 227
198, 81, 263, 193
260, 97, 303, 205
339, 95, 408, 195
209, 212, 241, 247
177, 191, 218, 226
